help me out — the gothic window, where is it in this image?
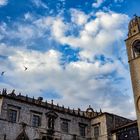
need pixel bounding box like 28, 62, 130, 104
133, 40, 140, 58
79, 123, 86, 137
61, 120, 69, 133
32, 114, 41, 127
8, 109, 17, 123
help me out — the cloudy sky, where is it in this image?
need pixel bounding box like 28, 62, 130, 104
0, 0, 139, 119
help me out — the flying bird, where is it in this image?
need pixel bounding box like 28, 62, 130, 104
1, 71, 5, 76
24, 66, 28, 71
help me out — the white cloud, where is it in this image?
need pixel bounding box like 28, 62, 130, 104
34, 16, 54, 29
52, 18, 67, 39
0, 22, 7, 40
92, 0, 124, 8
0, 42, 134, 118
114, 0, 124, 2
51, 11, 129, 61
0, 0, 7, 6
32, 0, 48, 9
92, 0, 105, 8
70, 9, 89, 26
0, 9, 135, 119
24, 13, 34, 21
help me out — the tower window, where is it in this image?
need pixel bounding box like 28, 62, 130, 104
133, 40, 140, 58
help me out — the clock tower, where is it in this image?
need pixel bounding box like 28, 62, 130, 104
125, 15, 140, 136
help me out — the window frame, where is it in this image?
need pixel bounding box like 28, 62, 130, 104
60, 119, 70, 133
92, 123, 100, 138
30, 110, 42, 127
7, 104, 20, 123
94, 126, 100, 138
8, 109, 18, 123
32, 114, 41, 127
79, 123, 87, 137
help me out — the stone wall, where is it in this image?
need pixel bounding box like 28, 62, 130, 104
90, 114, 107, 140
0, 95, 91, 140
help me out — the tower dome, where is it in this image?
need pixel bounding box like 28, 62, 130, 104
128, 15, 140, 37
129, 15, 140, 29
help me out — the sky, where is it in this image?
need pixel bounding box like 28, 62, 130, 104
0, 0, 140, 119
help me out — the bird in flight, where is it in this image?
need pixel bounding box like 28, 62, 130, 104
24, 66, 28, 71
1, 71, 5, 76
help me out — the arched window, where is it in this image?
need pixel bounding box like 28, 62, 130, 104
133, 40, 140, 58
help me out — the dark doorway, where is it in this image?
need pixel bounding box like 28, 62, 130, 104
47, 136, 53, 140
42, 136, 46, 140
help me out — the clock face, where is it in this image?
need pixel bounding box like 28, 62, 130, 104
137, 97, 140, 112
133, 40, 140, 54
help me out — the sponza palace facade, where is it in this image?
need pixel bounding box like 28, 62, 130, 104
0, 89, 134, 140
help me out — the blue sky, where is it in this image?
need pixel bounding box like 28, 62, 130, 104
0, 0, 140, 119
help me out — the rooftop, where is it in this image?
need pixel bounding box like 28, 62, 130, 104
0, 88, 103, 119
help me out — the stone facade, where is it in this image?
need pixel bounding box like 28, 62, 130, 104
0, 89, 132, 140
125, 15, 140, 136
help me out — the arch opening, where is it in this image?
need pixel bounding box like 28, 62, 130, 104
132, 40, 140, 58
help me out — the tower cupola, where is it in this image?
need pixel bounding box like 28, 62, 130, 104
128, 15, 140, 38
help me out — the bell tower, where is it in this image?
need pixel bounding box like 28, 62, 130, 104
125, 15, 140, 136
